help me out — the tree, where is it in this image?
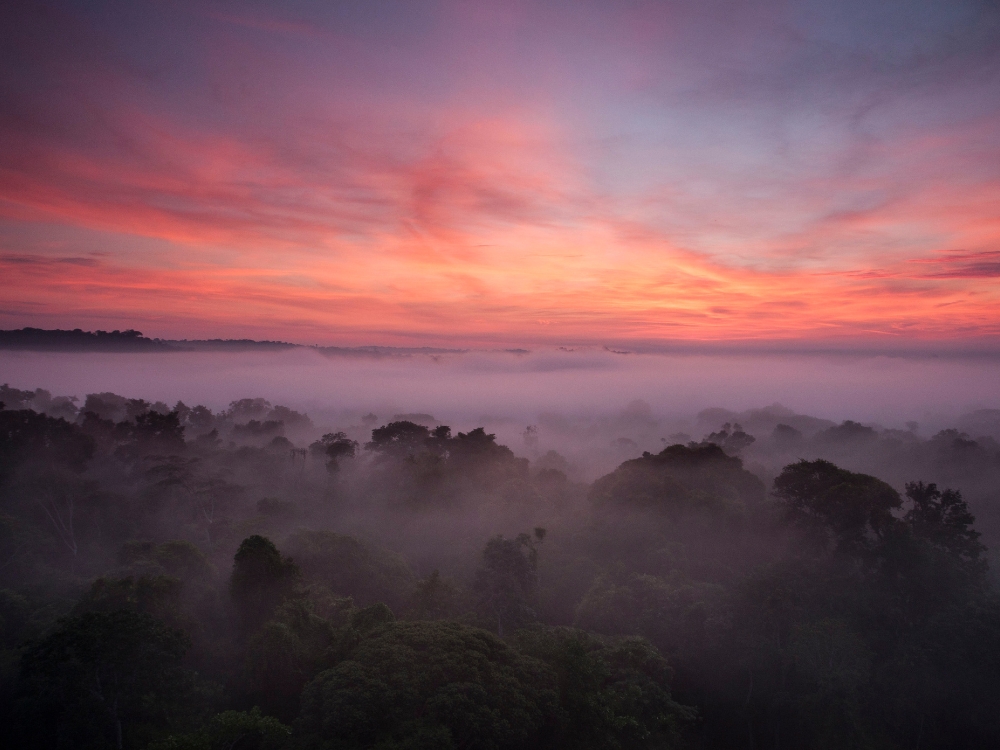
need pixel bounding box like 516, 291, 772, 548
904, 481, 984, 564
241, 599, 339, 721
283, 530, 414, 610
404, 569, 464, 621
73, 575, 184, 627
701, 422, 756, 455
0, 383, 36, 410
230, 536, 300, 637
0, 408, 94, 481
772, 459, 901, 556
0, 409, 96, 565
589, 443, 765, 517
513, 627, 694, 749
147, 707, 290, 750
295, 621, 559, 750
225, 399, 272, 423
474, 533, 540, 636
450, 427, 508, 462
117, 411, 186, 460
575, 569, 723, 658
364, 420, 430, 459
17, 610, 195, 749
309, 432, 358, 474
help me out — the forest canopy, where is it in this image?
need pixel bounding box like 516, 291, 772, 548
1, 385, 1000, 748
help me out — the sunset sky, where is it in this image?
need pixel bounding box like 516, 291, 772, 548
2, 0, 999, 348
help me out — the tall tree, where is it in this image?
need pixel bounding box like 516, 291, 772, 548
474, 532, 540, 636
230, 536, 300, 637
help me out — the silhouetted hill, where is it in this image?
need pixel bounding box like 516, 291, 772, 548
0, 328, 470, 355
0, 328, 175, 352
0, 328, 304, 353
167, 338, 299, 351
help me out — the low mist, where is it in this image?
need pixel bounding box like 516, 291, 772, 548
4, 346, 1000, 482
3, 345, 999, 425
2, 346, 1000, 749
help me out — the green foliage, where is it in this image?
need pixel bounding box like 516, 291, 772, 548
74, 575, 184, 625
242, 599, 342, 722
904, 481, 984, 564
706, 461, 1000, 749
788, 618, 873, 746
230, 536, 300, 636
17, 610, 197, 749
349, 601, 395, 633
362, 421, 529, 507
0, 408, 94, 480
773, 459, 902, 554
295, 620, 559, 750
310, 432, 358, 474
156, 540, 215, 580
148, 707, 291, 750
513, 627, 694, 749
575, 569, 723, 657
6, 384, 1000, 749
284, 530, 414, 611
365, 421, 430, 459
111, 411, 187, 463
0, 383, 38, 411
473, 533, 539, 636
403, 570, 465, 621
449, 427, 517, 465
589, 443, 765, 519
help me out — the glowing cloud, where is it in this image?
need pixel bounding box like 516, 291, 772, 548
1, 0, 999, 347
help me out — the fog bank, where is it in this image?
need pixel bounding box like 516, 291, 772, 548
2, 347, 997, 429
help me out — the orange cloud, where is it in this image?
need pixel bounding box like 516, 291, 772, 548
2, 5, 1000, 350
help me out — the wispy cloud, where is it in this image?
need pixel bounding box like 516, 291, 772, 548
1, 0, 999, 347
911, 250, 1000, 279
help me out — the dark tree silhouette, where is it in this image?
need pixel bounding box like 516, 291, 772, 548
364, 420, 430, 459
312, 432, 358, 473
230, 535, 300, 637
18, 610, 193, 749
773, 459, 901, 554
474, 533, 540, 636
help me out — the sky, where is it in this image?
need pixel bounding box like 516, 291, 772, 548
1, 0, 999, 349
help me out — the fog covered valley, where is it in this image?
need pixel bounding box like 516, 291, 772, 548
2, 358, 1000, 749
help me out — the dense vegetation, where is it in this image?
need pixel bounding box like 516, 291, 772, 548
2, 382, 1000, 748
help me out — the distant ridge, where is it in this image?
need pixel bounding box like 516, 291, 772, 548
0, 328, 468, 356
314, 345, 467, 357
167, 338, 299, 351
0, 327, 175, 352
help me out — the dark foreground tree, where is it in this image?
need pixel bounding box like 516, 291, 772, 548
230, 536, 300, 637
704, 461, 1000, 749
241, 599, 341, 722
295, 620, 559, 750
148, 707, 291, 750
474, 532, 541, 635
16, 610, 196, 750
513, 627, 694, 750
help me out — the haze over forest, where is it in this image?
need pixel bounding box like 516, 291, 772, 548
3, 335, 1000, 748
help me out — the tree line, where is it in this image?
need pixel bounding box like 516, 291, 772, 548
1, 389, 999, 748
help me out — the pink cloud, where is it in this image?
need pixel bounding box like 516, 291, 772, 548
2, 0, 1000, 347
